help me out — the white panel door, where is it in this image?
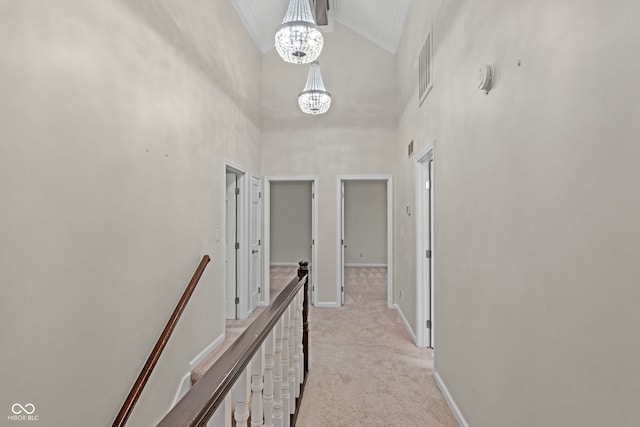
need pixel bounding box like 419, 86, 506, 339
420, 158, 434, 348
250, 175, 262, 310
311, 182, 316, 305
225, 172, 238, 320
340, 180, 345, 305
427, 159, 434, 347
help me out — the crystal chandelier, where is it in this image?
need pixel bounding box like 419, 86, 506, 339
298, 61, 331, 115
275, 0, 324, 64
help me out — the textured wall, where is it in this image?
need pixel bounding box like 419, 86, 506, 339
0, 0, 260, 425
397, 0, 640, 425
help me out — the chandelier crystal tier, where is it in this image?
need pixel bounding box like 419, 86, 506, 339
275, 0, 324, 64
298, 61, 331, 115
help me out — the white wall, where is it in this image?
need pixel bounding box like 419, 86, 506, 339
261, 22, 397, 304
270, 181, 312, 264
344, 181, 387, 265
0, 0, 260, 425
397, 0, 640, 425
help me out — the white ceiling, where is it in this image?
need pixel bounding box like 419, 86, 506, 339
230, 0, 412, 54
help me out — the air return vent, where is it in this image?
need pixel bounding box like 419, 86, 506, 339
418, 27, 433, 106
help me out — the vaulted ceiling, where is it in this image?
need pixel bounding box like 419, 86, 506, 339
230, 0, 412, 54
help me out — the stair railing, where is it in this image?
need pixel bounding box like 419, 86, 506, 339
157, 261, 310, 427
113, 255, 211, 427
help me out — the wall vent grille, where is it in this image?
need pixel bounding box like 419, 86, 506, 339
419, 28, 433, 106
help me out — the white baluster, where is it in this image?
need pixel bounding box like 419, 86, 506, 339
293, 292, 301, 398
287, 304, 296, 416
281, 307, 291, 427
251, 346, 264, 427
232, 369, 250, 427
273, 319, 284, 427
297, 290, 304, 389
263, 331, 274, 427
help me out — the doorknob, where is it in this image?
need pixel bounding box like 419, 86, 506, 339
252, 250, 259, 254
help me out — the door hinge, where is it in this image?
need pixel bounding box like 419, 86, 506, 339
258, 239, 261, 246
427, 320, 432, 328
312, 192, 315, 199
235, 242, 240, 250
235, 187, 240, 195
258, 287, 261, 294
235, 297, 240, 304
259, 192, 262, 198
341, 239, 344, 245
341, 286, 344, 292
312, 239, 315, 245
426, 249, 432, 259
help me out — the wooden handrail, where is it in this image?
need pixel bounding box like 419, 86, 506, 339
113, 255, 211, 427
157, 261, 310, 427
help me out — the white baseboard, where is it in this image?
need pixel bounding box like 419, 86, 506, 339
189, 333, 225, 370
393, 304, 417, 344
172, 372, 192, 405
344, 263, 387, 268
314, 301, 340, 308
172, 334, 226, 406
270, 262, 300, 267
434, 371, 469, 427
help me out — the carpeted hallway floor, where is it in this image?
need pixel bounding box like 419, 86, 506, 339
294, 266, 459, 427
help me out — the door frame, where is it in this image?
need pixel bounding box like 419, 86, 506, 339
263, 176, 318, 306
337, 175, 394, 308
415, 145, 435, 348
224, 162, 250, 319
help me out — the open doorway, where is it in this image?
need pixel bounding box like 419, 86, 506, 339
263, 177, 317, 305
415, 147, 435, 348
337, 176, 393, 308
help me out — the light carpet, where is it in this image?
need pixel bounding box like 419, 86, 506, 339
295, 267, 459, 427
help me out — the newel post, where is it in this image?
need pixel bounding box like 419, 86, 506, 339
297, 261, 310, 375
